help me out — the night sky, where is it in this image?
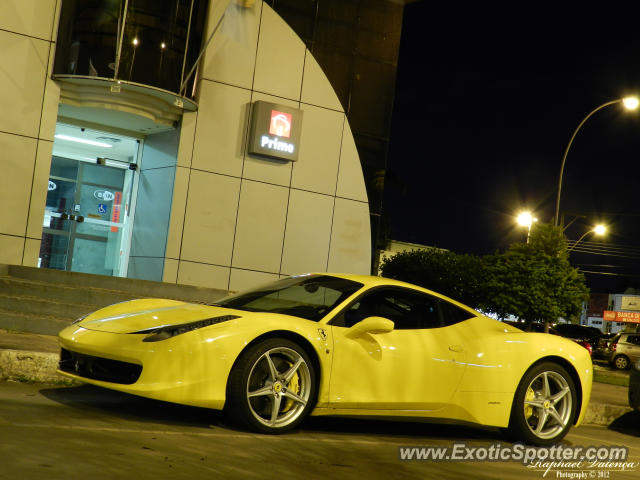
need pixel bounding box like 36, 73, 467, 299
386, 2, 640, 293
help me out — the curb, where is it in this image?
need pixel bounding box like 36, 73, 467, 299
0, 349, 70, 384
0, 349, 634, 426
582, 402, 633, 426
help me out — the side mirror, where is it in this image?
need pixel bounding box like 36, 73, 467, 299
346, 316, 394, 338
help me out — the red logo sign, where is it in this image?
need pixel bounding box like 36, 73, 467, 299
269, 110, 292, 138
603, 310, 640, 323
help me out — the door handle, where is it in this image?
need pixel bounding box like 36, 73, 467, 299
449, 345, 464, 353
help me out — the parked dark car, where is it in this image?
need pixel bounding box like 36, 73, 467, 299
505, 321, 592, 355
594, 332, 617, 359
553, 324, 602, 357
553, 323, 602, 345
503, 321, 558, 334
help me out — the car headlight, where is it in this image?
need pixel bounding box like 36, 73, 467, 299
134, 315, 240, 342
634, 359, 640, 372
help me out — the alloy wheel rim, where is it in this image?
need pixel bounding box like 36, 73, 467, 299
523, 371, 572, 440
246, 347, 311, 428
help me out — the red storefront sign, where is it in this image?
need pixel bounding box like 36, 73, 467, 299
603, 310, 640, 323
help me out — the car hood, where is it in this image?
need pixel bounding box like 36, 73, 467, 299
78, 299, 241, 334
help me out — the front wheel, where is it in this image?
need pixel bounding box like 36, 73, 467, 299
508, 362, 577, 446
226, 338, 316, 433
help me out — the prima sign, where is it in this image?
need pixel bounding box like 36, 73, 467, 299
261, 135, 294, 153
248, 101, 302, 161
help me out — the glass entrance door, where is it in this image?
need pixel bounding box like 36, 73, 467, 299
40, 124, 140, 277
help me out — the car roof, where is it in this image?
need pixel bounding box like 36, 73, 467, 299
307, 273, 481, 316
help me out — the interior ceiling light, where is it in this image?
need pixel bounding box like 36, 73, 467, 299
54, 134, 112, 148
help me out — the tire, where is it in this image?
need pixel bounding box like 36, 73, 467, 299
226, 338, 316, 433
613, 355, 630, 370
508, 362, 577, 446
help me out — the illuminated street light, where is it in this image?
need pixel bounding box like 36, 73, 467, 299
623, 96, 639, 110
567, 224, 607, 252
554, 96, 639, 226
516, 211, 535, 227
516, 211, 538, 243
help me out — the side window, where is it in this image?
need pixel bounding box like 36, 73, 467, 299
335, 288, 457, 330
438, 298, 476, 326
629, 335, 640, 346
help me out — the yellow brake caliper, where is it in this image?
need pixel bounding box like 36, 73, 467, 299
281, 362, 300, 413
524, 387, 535, 419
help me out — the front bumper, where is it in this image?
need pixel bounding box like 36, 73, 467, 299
57, 325, 235, 410
59, 348, 142, 384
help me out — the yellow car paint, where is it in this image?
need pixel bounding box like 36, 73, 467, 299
57, 273, 592, 435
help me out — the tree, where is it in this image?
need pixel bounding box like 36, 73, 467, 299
380, 248, 485, 307
379, 223, 589, 328
480, 223, 589, 327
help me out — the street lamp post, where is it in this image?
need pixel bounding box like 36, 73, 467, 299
554, 96, 639, 226
567, 224, 607, 252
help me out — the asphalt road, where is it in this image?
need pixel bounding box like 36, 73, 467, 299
1, 381, 639, 480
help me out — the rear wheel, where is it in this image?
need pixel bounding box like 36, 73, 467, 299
226, 338, 316, 433
613, 355, 630, 370
508, 362, 577, 446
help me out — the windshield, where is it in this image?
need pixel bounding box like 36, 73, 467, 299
214, 274, 364, 321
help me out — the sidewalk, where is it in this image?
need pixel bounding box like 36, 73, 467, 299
0, 329, 634, 425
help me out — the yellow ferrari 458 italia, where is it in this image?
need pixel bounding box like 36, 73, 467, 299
57, 273, 592, 446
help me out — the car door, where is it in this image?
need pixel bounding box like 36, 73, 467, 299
327, 287, 474, 411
